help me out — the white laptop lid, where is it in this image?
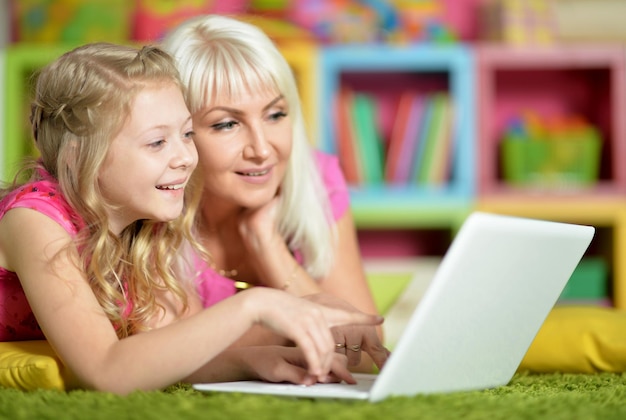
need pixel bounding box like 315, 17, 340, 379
194, 212, 595, 402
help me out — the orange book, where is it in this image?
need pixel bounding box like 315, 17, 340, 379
385, 91, 418, 183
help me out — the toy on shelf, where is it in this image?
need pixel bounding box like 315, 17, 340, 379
501, 111, 602, 189
11, 0, 131, 43
480, 0, 555, 45
132, 0, 248, 42
289, 0, 456, 44
249, 0, 290, 17
389, 0, 456, 44
236, 14, 317, 45
289, 0, 379, 43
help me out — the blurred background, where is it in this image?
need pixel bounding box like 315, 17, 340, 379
2, 0, 626, 324
1, 0, 477, 45
4, 1, 625, 46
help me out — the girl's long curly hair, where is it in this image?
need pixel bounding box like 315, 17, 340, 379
6, 42, 204, 337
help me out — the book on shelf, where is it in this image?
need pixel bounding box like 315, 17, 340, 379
388, 93, 428, 185
336, 89, 455, 188
411, 96, 435, 184
335, 89, 362, 184
413, 93, 452, 185
384, 92, 410, 183
426, 94, 454, 185
351, 93, 384, 184
386, 91, 417, 184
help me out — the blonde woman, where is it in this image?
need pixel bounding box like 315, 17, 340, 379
162, 15, 389, 372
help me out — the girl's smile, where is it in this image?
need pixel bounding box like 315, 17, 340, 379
98, 82, 197, 234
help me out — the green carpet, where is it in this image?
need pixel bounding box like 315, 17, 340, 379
1, 373, 625, 420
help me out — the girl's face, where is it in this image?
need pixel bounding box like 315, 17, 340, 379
98, 82, 198, 234
191, 89, 292, 209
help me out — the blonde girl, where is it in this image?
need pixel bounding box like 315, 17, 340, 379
0, 42, 382, 393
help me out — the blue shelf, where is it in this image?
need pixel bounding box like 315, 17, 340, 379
348, 184, 472, 228
319, 44, 476, 227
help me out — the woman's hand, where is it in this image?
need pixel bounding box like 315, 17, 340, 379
237, 194, 282, 253
236, 196, 322, 294
241, 288, 383, 382
304, 293, 391, 370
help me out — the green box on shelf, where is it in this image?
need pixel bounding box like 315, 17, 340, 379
559, 257, 608, 300
501, 135, 601, 188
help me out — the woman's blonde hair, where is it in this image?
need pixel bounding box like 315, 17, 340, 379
162, 15, 334, 278
9, 42, 202, 337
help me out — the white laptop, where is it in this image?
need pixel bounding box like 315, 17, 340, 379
193, 212, 595, 402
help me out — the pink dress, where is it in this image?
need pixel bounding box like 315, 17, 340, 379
0, 179, 84, 341
194, 150, 350, 307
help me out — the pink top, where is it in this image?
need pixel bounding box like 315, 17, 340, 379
0, 179, 84, 341
194, 150, 350, 307
0, 152, 349, 341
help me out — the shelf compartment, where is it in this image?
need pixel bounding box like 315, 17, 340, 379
477, 44, 626, 197
319, 44, 476, 228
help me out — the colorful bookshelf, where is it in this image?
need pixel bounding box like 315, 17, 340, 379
319, 44, 476, 228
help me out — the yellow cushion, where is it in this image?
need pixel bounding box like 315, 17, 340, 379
519, 306, 626, 373
0, 340, 66, 390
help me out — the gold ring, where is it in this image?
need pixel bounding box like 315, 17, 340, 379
336, 343, 346, 349
348, 344, 361, 352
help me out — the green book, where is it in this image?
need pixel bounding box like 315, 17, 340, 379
414, 94, 447, 185
351, 93, 384, 184
427, 94, 454, 185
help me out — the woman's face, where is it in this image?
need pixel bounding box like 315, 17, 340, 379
191, 88, 292, 209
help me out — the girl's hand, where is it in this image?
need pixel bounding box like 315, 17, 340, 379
304, 293, 391, 369
241, 288, 384, 382
241, 346, 356, 385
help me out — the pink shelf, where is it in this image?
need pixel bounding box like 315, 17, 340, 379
476, 44, 626, 197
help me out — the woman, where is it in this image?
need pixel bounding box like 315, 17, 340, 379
162, 14, 389, 372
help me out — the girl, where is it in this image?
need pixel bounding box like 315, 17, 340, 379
162, 15, 389, 372
0, 42, 382, 394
